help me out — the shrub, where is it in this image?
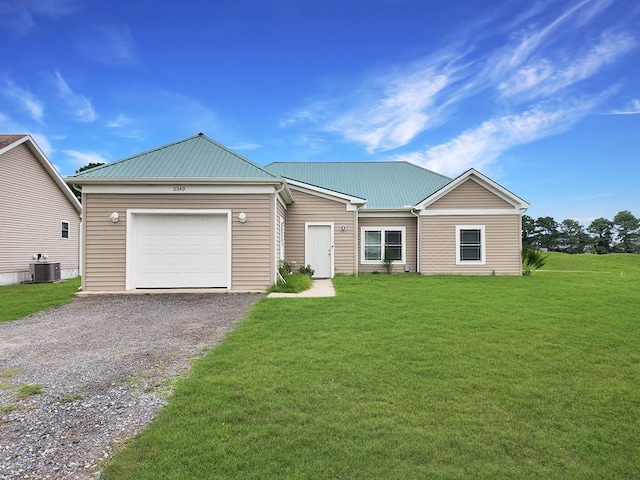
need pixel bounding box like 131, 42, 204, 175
267, 273, 313, 293
522, 248, 548, 275
298, 265, 314, 277
383, 248, 394, 274
278, 260, 292, 278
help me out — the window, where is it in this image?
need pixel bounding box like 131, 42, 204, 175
456, 225, 485, 264
61, 221, 69, 239
361, 227, 406, 264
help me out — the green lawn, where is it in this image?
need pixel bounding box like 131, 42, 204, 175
104, 254, 640, 479
0, 277, 81, 323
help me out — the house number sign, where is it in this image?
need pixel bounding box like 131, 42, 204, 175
172, 186, 186, 192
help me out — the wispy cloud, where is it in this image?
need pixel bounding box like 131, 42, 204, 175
228, 142, 261, 151
52, 71, 97, 122
326, 67, 454, 152
498, 31, 636, 100
280, 0, 635, 173
73, 24, 138, 65
1, 79, 45, 122
393, 99, 599, 177
609, 99, 640, 115
0, 0, 85, 34
107, 113, 133, 128
63, 149, 108, 168
31, 133, 54, 157
281, 51, 470, 152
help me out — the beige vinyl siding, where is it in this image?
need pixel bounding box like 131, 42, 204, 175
429, 178, 514, 209
83, 193, 273, 291
0, 143, 80, 281
358, 217, 417, 273
420, 214, 522, 275
285, 190, 356, 275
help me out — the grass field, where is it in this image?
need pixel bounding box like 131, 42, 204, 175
102, 253, 640, 479
0, 277, 81, 323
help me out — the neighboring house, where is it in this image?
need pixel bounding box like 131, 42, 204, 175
66, 133, 529, 293
0, 134, 82, 285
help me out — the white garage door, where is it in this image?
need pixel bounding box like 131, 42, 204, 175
132, 213, 229, 288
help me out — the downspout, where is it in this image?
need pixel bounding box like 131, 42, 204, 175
354, 205, 361, 277
411, 207, 420, 273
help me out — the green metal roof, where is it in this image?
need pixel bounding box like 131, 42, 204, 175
70, 133, 277, 180
264, 162, 452, 209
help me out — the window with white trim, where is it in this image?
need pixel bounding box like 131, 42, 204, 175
361, 227, 406, 264
456, 225, 485, 264
61, 221, 69, 239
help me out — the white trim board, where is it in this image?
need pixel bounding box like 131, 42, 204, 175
420, 208, 522, 216
82, 184, 278, 195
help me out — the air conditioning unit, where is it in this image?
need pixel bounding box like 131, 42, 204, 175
30, 263, 61, 283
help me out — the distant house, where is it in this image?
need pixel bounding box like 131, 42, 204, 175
0, 135, 82, 285
66, 133, 529, 293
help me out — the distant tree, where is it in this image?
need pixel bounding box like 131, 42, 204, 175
587, 217, 614, 254
558, 219, 589, 254
521, 214, 538, 249
612, 210, 639, 253
535, 216, 559, 251
67, 162, 105, 201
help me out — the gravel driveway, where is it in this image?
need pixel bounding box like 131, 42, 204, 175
0, 293, 261, 480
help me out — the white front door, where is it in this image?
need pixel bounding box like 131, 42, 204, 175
306, 224, 332, 278
132, 213, 229, 288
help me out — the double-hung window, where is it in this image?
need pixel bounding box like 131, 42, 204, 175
61, 221, 70, 239
361, 227, 406, 264
456, 225, 485, 265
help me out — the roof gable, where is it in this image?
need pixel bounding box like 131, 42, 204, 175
415, 169, 530, 210
0, 134, 82, 213
265, 161, 451, 209
70, 133, 277, 180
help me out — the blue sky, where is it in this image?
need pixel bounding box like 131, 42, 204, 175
1, 0, 638, 223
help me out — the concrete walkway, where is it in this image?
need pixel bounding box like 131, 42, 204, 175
267, 278, 336, 298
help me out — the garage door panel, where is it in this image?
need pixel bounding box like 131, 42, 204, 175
132, 213, 228, 288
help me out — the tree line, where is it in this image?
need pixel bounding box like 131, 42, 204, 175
523, 211, 639, 254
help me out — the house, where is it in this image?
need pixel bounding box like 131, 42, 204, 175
66, 133, 529, 293
0, 134, 82, 285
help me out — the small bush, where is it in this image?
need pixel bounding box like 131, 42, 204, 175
522, 248, 548, 275
298, 265, 315, 277
278, 260, 292, 278
383, 248, 394, 274
268, 273, 313, 293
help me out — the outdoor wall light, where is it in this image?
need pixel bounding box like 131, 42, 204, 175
109, 212, 120, 223
238, 212, 247, 223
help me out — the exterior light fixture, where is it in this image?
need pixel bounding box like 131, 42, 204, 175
109, 212, 119, 223
238, 212, 247, 223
